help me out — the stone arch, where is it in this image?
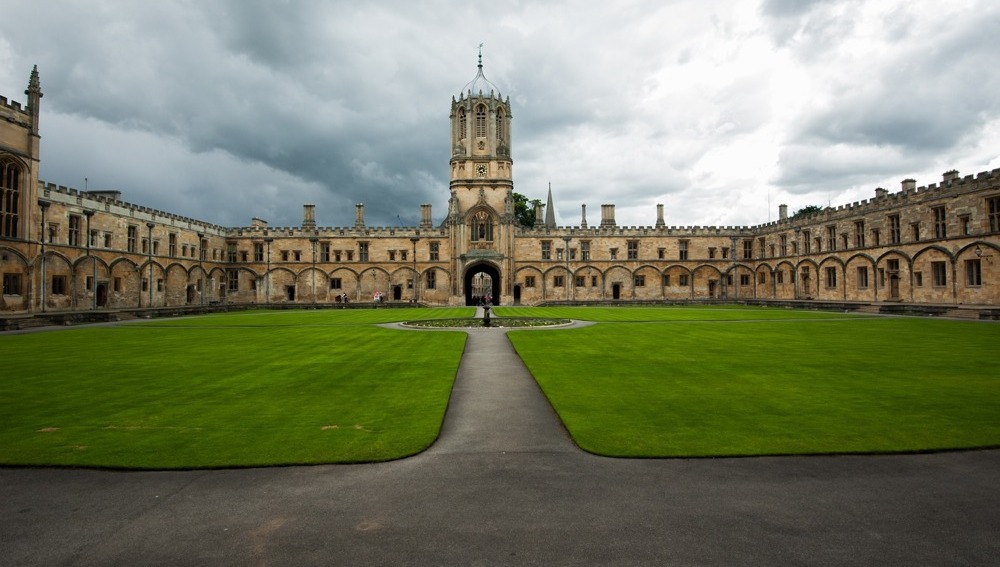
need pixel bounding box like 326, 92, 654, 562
603, 265, 632, 301
770, 260, 796, 300
690, 264, 721, 299
513, 265, 544, 304
464, 261, 500, 305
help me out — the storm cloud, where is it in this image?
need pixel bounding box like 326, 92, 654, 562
1, 0, 997, 229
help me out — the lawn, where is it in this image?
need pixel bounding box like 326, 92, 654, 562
0, 308, 471, 468
502, 306, 1000, 457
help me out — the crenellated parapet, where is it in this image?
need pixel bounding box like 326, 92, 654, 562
39, 181, 227, 235
751, 168, 1000, 236
226, 224, 449, 239
516, 224, 748, 237
0, 95, 33, 129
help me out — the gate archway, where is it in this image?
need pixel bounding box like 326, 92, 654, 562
464, 263, 501, 306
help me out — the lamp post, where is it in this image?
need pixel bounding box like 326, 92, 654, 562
265, 237, 273, 305
197, 232, 205, 306
563, 236, 572, 302
84, 210, 95, 310
146, 222, 155, 308
410, 236, 419, 303
38, 200, 49, 313
310, 236, 318, 305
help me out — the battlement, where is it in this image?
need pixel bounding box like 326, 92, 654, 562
227, 224, 448, 239
516, 224, 747, 237
750, 167, 1000, 234
0, 95, 26, 113
39, 181, 227, 234
0, 95, 31, 127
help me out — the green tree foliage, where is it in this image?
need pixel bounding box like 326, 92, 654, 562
513, 192, 542, 227
792, 205, 824, 219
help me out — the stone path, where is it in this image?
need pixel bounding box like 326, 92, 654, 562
1, 320, 999, 565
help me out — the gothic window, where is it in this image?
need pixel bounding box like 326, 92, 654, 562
0, 158, 21, 238
459, 107, 467, 139
496, 108, 504, 143
475, 104, 487, 138
470, 211, 493, 242
933, 206, 946, 239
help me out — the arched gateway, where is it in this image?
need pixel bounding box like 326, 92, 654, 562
464, 263, 500, 306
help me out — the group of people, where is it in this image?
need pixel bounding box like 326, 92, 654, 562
474, 294, 492, 307
333, 293, 350, 303
373, 290, 385, 304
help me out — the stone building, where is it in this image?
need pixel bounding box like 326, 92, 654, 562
2, 62, 999, 318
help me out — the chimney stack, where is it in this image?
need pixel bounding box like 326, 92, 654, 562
875, 187, 889, 198
656, 204, 665, 227
302, 204, 316, 230
355, 203, 365, 228
600, 204, 617, 228
420, 204, 433, 229
901, 178, 916, 192
580, 204, 588, 229
533, 202, 544, 227
778, 204, 788, 221
942, 170, 959, 183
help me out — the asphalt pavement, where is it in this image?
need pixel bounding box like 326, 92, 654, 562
2, 320, 998, 566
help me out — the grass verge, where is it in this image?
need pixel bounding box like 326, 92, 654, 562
0, 308, 471, 468
504, 306, 1000, 457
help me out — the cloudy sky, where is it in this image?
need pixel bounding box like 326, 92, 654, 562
1, 0, 998, 229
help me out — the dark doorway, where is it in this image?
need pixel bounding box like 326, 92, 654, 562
708, 280, 716, 298
187, 284, 196, 304
286, 286, 295, 301
464, 263, 501, 306
392, 285, 402, 301
96, 283, 108, 307
513, 284, 521, 305
612, 282, 621, 300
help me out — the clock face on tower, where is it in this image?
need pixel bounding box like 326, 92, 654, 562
476, 164, 488, 177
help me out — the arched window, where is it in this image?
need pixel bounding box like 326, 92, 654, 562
496, 108, 504, 143
458, 107, 467, 139
0, 158, 21, 239
475, 104, 487, 138
470, 211, 494, 242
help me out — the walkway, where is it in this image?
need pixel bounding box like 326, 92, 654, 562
1, 322, 998, 566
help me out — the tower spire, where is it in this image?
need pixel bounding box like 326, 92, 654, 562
545, 182, 556, 229
478, 43, 484, 69
25, 65, 42, 136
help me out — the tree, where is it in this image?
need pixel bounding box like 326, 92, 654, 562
513, 192, 542, 227
792, 205, 824, 219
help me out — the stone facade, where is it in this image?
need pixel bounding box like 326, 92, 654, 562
2, 64, 1000, 315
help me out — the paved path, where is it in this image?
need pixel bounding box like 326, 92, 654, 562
2, 323, 998, 566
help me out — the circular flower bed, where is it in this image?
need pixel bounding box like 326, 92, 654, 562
403, 317, 571, 328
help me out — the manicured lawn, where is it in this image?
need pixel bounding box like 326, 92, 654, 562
0, 308, 471, 468
503, 306, 1000, 457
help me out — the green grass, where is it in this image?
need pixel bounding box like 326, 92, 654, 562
5, 305, 999, 466
0, 308, 472, 468
505, 306, 1000, 457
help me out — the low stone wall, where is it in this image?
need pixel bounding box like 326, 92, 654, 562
0, 301, 427, 331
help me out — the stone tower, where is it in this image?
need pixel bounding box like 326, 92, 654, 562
447, 49, 515, 304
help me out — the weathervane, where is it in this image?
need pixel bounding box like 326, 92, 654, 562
478, 43, 484, 68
